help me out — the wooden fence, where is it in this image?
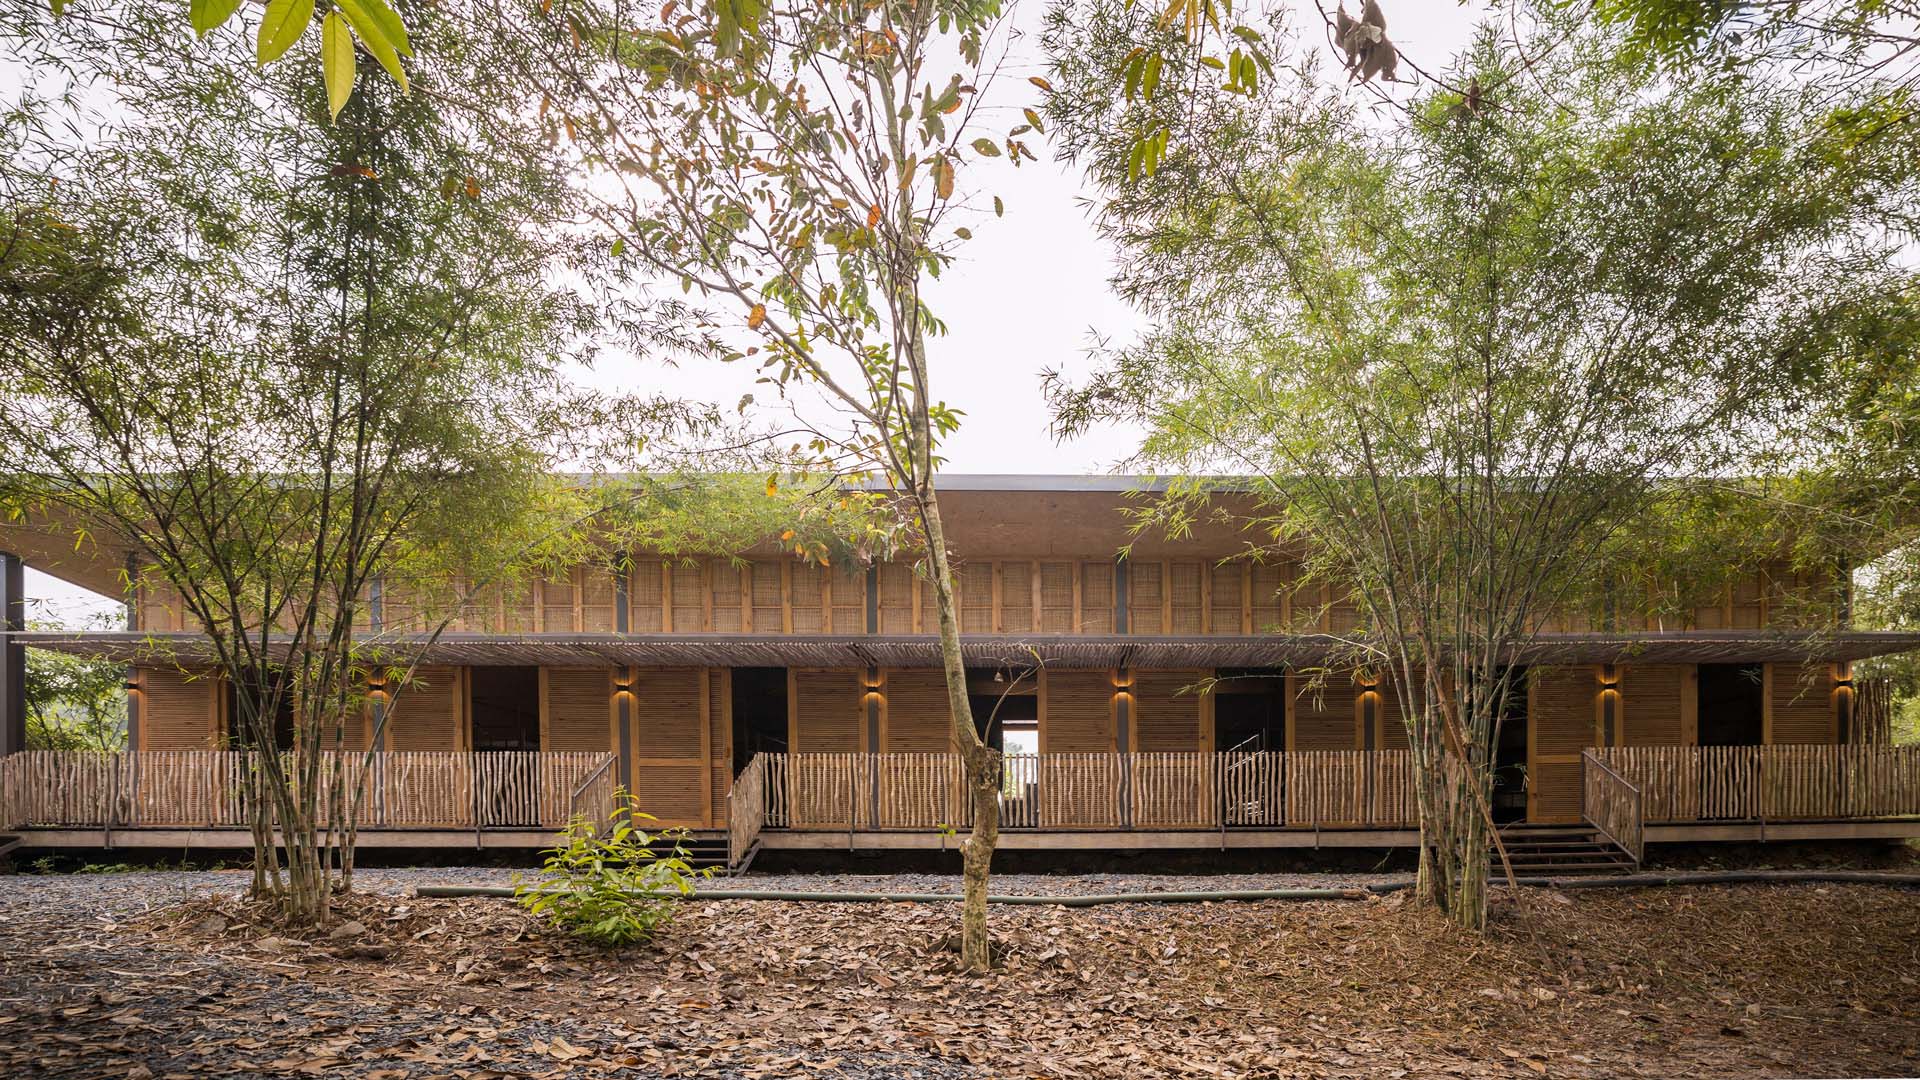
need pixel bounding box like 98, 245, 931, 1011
1590, 744, 1920, 823
1580, 750, 1644, 864
747, 750, 1421, 832
0, 751, 615, 832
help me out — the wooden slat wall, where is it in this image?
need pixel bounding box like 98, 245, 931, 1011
541, 570, 576, 633
1529, 665, 1598, 823
1168, 562, 1203, 634
1769, 663, 1836, 744
631, 667, 708, 825
1080, 562, 1116, 634
877, 563, 917, 633
137, 668, 218, 750
387, 667, 464, 751
1373, 671, 1422, 751
957, 562, 994, 633
1209, 564, 1242, 635
789, 563, 827, 635
580, 567, 616, 633
1038, 562, 1075, 632
1623, 664, 1691, 746
829, 563, 864, 634
750, 562, 784, 634
1131, 669, 1210, 752
707, 668, 731, 826
880, 669, 952, 752
1290, 675, 1357, 750
1128, 561, 1164, 634
1000, 561, 1033, 633
668, 562, 706, 632
705, 562, 742, 633
789, 668, 864, 752
1040, 670, 1115, 753
543, 668, 613, 753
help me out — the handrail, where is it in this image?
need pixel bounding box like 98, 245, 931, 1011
1581, 749, 1644, 866
567, 755, 616, 833
727, 753, 769, 868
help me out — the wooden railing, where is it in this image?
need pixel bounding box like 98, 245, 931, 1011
1590, 745, 1920, 823
727, 754, 768, 866
1580, 750, 1644, 865
0, 750, 615, 833
566, 755, 617, 833
748, 750, 1420, 832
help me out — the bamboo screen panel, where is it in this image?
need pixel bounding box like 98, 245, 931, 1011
632, 667, 707, 825
1731, 574, 1764, 629
381, 580, 423, 633
1079, 562, 1115, 633
1530, 665, 1598, 823
750, 562, 784, 632
1328, 591, 1363, 633
669, 562, 706, 632
999, 561, 1033, 633
830, 564, 865, 634
882, 670, 952, 752
541, 571, 576, 633
543, 668, 612, 753
1209, 564, 1243, 634
139, 668, 217, 750
629, 560, 664, 632
1167, 562, 1203, 634
708, 562, 743, 633
789, 563, 826, 634
387, 667, 461, 751
580, 567, 617, 633
791, 669, 863, 752
1290, 675, 1357, 751
1128, 561, 1164, 634
1251, 563, 1287, 633
1770, 663, 1836, 744
1132, 670, 1206, 752
877, 562, 917, 633
957, 562, 993, 633
1372, 670, 1423, 751
1038, 562, 1075, 632
1043, 670, 1114, 753
708, 669, 731, 825
497, 578, 538, 634
1622, 664, 1687, 745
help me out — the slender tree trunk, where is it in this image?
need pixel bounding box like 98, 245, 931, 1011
915, 489, 997, 972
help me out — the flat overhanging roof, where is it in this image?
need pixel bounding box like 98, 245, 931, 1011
12, 630, 1920, 670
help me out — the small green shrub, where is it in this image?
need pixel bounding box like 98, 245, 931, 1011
513, 792, 710, 947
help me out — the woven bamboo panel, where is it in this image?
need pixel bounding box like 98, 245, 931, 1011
1770, 662, 1836, 744
140, 668, 218, 750
789, 563, 826, 634
957, 561, 993, 633
1132, 669, 1205, 752
1328, 590, 1363, 633
629, 559, 664, 632
1168, 561, 1203, 634
1622, 664, 1688, 745
877, 562, 917, 633
668, 562, 706, 632
541, 571, 576, 633
1038, 562, 1075, 633
544, 668, 612, 753
499, 577, 539, 634
750, 561, 784, 632
1290, 674, 1356, 751
882, 670, 952, 752
1080, 562, 1115, 633
1128, 561, 1164, 634
830, 563, 865, 634
709, 561, 743, 633
1251, 563, 1287, 633
1731, 573, 1764, 630
580, 565, 617, 632
386, 667, 461, 751
1039, 753, 1123, 827
999, 561, 1033, 633
1042, 670, 1114, 753
792, 668, 863, 752
1209, 563, 1242, 635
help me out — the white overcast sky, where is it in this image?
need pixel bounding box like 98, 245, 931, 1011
23, 0, 1489, 626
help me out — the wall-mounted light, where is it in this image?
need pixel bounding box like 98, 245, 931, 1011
1112, 667, 1133, 689
1597, 664, 1621, 691
122, 679, 141, 693
1831, 662, 1854, 689
613, 680, 634, 699
366, 679, 388, 701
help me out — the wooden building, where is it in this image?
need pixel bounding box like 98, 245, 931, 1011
3, 476, 1918, 868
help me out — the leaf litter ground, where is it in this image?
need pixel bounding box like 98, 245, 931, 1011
0, 870, 1915, 1078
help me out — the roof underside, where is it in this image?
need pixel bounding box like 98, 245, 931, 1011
13, 630, 1920, 669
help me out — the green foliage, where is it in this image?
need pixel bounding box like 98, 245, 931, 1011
514, 794, 711, 948
25, 615, 127, 753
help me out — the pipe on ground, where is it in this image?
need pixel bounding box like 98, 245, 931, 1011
413, 870, 1920, 905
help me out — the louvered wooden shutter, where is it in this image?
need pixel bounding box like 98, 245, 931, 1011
789, 563, 825, 634
957, 562, 993, 633
1209, 564, 1242, 635
631, 667, 708, 825
881, 670, 951, 751
1622, 664, 1688, 745
750, 562, 784, 633
1127, 562, 1164, 634
1529, 666, 1597, 823
708, 669, 731, 825
139, 668, 217, 750
1132, 669, 1206, 751
999, 562, 1033, 633
387, 666, 463, 751
790, 669, 863, 752
1041, 670, 1114, 753
1251, 563, 1286, 632
541, 570, 576, 632
829, 564, 864, 634
1168, 562, 1203, 634
543, 668, 612, 752
580, 567, 617, 633
1769, 663, 1835, 744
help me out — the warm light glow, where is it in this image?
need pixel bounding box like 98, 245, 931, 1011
1597, 664, 1620, 689
1112, 668, 1134, 689
122, 680, 141, 693
613, 682, 634, 698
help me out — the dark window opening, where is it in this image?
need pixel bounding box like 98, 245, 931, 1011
1698, 663, 1765, 746
225, 671, 295, 751
1212, 668, 1287, 752
732, 667, 788, 772
469, 666, 541, 751
1491, 667, 1529, 823
967, 668, 1036, 753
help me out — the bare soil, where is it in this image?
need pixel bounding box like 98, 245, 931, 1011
0, 871, 1915, 1078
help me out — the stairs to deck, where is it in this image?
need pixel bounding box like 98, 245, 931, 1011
1492, 825, 1636, 877
663, 832, 732, 872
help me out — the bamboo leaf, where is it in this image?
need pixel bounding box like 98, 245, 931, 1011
321, 11, 356, 122
193, 0, 245, 38
254, 0, 314, 65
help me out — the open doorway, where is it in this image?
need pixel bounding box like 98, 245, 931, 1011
731, 667, 789, 772
1491, 668, 1529, 823
1698, 664, 1765, 746
469, 666, 540, 751
967, 668, 1036, 754
1212, 668, 1287, 752
224, 670, 296, 751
